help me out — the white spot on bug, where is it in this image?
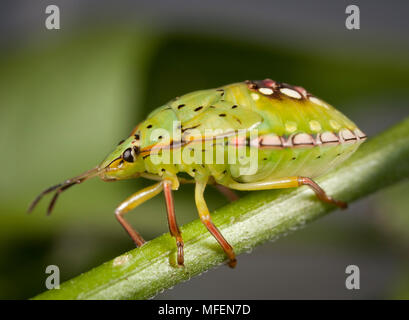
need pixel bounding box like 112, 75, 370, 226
285, 121, 297, 133
259, 88, 274, 95
260, 134, 282, 147
280, 88, 302, 99
293, 133, 314, 146
251, 93, 260, 101
340, 129, 356, 142
330, 119, 341, 130
321, 131, 339, 144
309, 96, 329, 109
309, 120, 322, 132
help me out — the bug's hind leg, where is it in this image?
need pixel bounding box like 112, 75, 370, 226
115, 181, 164, 247
298, 177, 347, 209
195, 179, 237, 268
228, 176, 347, 209
163, 180, 185, 267
213, 184, 240, 202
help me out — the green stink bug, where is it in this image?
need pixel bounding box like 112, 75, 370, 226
29, 79, 367, 268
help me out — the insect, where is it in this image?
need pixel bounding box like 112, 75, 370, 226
29, 79, 367, 268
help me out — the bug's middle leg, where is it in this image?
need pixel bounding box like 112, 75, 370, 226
115, 181, 164, 247
163, 180, 185, 267
228, 176, 347, 208
195, 179, 237, 268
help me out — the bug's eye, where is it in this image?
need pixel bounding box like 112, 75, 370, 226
122, 148, 134, 163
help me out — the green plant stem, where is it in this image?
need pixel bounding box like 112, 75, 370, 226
33, 117, 409, 300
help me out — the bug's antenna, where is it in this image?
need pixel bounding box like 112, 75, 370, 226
27, 167, 101, 215
27, 183, 63, 212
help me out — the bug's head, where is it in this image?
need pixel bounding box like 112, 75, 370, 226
99, 135, 145, 181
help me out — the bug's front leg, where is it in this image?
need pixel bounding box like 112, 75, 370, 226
195, 179, 237, 268
228, 176, 347, 209
163, 180, 185, 267
115, 181, 164, 247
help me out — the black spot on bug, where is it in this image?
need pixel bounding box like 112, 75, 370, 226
117, 139, 125, 146
177, 104, 185, 109
222, 170, 227, 174
147, 124, 152, 129
263, 157, 267, 161
161, 168, 165, 172
158, 136, 163, 140
337, 153, 341, 156
181, 124, 200, 132
292, 157, 296, 160
219, 113, 226, 117
192, 169, 197, 173
134, 134, 140, 140
216, 89, 225, 96
194, 106, 203, 112
316, 155, 321, 159
232, 105, 238, 109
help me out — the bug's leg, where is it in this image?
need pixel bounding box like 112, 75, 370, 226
115, 181, 164, 247
195, 180, 237, 268
298, 177, 347, 209
163, 180, 185, 267
213, 184, 240, 202
228, 176, 347, 209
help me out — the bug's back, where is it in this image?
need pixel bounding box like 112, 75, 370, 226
137, 80, 366, 185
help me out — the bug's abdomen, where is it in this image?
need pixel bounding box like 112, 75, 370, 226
220, 80, 367, 183
227, 134, 365, 184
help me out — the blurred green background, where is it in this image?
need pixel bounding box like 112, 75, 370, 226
0, 0, 408, 299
